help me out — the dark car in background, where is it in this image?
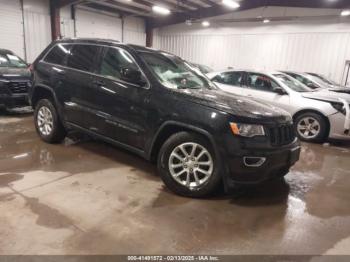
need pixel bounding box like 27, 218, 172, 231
29, 38, 300, 197
0, 49, 31, 109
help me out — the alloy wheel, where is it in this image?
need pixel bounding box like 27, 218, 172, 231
37, 106, 54, 136
168, 142, 214, 189
297, 117, 321, 139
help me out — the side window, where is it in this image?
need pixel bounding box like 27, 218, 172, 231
67, 44, 100, 72
99, 47, 139, 80
213, 72, 243, 86
44, 44, 71, 65
247, 73, 279, 92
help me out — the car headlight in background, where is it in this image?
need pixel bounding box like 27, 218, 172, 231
230, 122, 265, 137
331, 102, 346, 115
0, 79, 9, 87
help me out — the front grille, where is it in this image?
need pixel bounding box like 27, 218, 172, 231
8, 81, 29, 94
269, 124, 295, 146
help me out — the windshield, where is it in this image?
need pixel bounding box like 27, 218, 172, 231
311, 74, 337, 86
196, 64, 213, 74
139, 51, 216, 90
0, 53, 27, 68
274, 74, 312, 92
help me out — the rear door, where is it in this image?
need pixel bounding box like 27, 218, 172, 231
63, 44, 102, 129
244, 72, 290, 110
211, 71, 245, 95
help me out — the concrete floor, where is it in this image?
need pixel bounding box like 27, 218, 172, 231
1, 109, 350, 255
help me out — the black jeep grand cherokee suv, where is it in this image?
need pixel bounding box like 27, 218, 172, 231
29, 39, 300, 197
0, 49, 31, 109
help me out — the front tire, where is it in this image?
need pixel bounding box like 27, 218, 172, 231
157, 132, 222, 198
34, 99, 66, 143
295, 112, 328, 143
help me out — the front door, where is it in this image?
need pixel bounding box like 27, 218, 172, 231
244, 72, 290, 111
90, 46, 151, 150
212, 71, 245, 96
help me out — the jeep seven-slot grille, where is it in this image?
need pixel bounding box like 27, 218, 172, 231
8, 82, 29, 94
269, 125, 295, 146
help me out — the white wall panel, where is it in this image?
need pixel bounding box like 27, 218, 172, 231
123, 17, 146, 46
60, 5, 75, 38
75, 8, 122, 41
23, 0, 51, 62
0, 0, 25, 59
155, 7, 350, 83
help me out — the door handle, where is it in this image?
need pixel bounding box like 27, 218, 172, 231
94, 80, 105, 86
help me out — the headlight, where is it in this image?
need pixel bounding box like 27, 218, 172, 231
331, 102, 346, 115
230, 122, 265, 137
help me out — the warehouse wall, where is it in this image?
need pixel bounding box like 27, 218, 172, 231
154, 7, 350, 83
60, 6, 146, 46
23, 0, 51, 62
0, 0, 25, 59
0, 0, 51, 63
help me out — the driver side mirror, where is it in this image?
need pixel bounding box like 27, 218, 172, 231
120, 68, 147, 87
274, 87, 287, 95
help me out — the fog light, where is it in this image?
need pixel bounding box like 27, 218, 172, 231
243, 157, 266, 167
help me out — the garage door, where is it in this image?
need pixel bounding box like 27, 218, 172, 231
0, 0, 25, 59
75, 8, 122, 41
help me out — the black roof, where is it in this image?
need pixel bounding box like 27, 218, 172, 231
57, 38, 162, 54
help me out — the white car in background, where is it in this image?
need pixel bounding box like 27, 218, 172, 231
207, 70, 350, 143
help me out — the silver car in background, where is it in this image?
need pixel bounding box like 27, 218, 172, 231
306, 72, 348, 89
207, 70, 350, 142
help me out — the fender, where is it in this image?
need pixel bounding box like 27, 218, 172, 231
31, 84, 65, 123
147, 120, 219, 160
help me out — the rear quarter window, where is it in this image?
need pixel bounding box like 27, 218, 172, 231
66, 44, 100, 72
44, 44, 71, 65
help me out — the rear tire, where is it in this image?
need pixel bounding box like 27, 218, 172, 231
34, 99, 66, 143
157, 132, 222, 198
295, 112, 328, 143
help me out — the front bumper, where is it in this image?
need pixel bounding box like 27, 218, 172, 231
328, 112, 350, 140
221, 138, 301, 185
0, 80, 30, 108
0, 93, 29, 109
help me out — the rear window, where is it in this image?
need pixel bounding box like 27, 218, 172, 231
44, 44, 71, 65
67, 44, 100, 72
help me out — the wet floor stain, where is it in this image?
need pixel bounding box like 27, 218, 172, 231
0, 173, 24, 187
1, 114, 350, 255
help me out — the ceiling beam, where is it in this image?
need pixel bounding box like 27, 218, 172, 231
149, 0, 350, 28
55, 0, 82, 8
83, 0, 153, 16
138, 0, 193, 12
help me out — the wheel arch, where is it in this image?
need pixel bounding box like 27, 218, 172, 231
293, 109, 330, 138
148, 121, 218, 163
31, 85, 56, 108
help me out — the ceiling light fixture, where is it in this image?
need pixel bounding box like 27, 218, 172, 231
341, 10, 350, 16
152, 5, 171, 15
202, 21, 210, 27
222, 0, 240, 9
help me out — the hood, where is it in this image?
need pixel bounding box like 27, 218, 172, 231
302, 88, 350, 104
0, 67, 31, 80
174, 88, 292, 124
